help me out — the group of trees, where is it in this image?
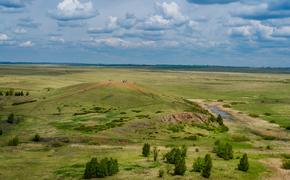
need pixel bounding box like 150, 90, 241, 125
0, 89, 29, 97
213, 140, 233, 160
163, 145, 187, 175
84, 157, 119, 179
141, 142, 249, 179
192, 154, 212, 178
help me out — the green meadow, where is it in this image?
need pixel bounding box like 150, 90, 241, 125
0, 65, 289, 179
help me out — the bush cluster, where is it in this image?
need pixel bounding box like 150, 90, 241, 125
0, 89, 29, 96
213, 140, 233, 160
192, 154, 212, 178
84, 157, 119, 179
164, 146, 187, 164
238, 153, 249, 172
163, 146, 187, 176
282, 159, 290, 170
8, 136, 19, 146
142, 143, 150, 157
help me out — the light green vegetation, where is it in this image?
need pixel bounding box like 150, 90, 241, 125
0, 65, 289, 179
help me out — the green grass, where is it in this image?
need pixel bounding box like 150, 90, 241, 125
0, 65, 289, 179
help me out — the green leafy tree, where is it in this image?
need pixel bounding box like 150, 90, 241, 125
174, 152, 186, 175
216, 114, 224, 125
142, 143, 150, 157
84, 158, 98, 179
164, 148, 180, 164
96, 158, 109, 178
238, 154, 249, 172
214, 141, 233, 160
202, 154, 212, 178
7, 113, 14, 124
192, 157, 204, 172
107, 158, 119, 176
224, 143, 233, 160
84, 157, 119, 179
181, 145, 187, 157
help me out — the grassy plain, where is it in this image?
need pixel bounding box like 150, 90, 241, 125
0, 65, 290, 179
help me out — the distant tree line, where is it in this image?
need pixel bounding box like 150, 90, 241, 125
0, 89, 29, 96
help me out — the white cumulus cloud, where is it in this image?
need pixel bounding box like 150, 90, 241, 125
50, 0, 98, 21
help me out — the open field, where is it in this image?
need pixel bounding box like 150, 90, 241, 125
0, 65, 290, 179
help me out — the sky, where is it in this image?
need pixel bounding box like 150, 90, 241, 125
0, 0, 290, 67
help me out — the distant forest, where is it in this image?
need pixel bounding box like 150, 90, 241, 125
1, 62, 290, 74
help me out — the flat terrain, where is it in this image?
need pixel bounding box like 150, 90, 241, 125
0, 65, 290, 179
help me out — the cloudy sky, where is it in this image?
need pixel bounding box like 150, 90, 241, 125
0, 0, 290, 67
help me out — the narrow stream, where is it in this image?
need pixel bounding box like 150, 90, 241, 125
205, 105, 236, 121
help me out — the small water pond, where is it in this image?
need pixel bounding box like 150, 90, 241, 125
206, 105, 236, 121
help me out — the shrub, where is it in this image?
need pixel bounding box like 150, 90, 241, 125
0, 128, 2, 135
214, 141, 233, 160
83, 157, 119, 179
7, 113, 15, 124
218, 117, 225, 125
192, 157, 204, 172
249, 113, 259, 118
165, 148, 180, 164
238, 154, 249, 172
32, 134, 41, 142
202, 154, 212, 178
84, 158, 98, 179
184, 135, 198, 141
181, 145, 187, 158
264, 112, 272, 116
158, 169, 165, 177
285, 126, 290, 131
153, 147, 159, 162
142, 143, 150, 157
164, 147, 186, 164
168, 124, 184, 132
8, 136, 19, 146
231, 135, 250, 142
174, 152, 186, 176
282, 159, 290, 169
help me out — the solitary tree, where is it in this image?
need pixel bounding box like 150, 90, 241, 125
181, 145, 187, 158
7, 113, 14, 124
142, 143, 150, 157
224, 143, 233, 160
174, 152, 186, 175
192, 157, 204, 172
238, 154, 249, 172
153, 147, 159, 162
216, 114, 224, 126
202, 154, 212, 178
